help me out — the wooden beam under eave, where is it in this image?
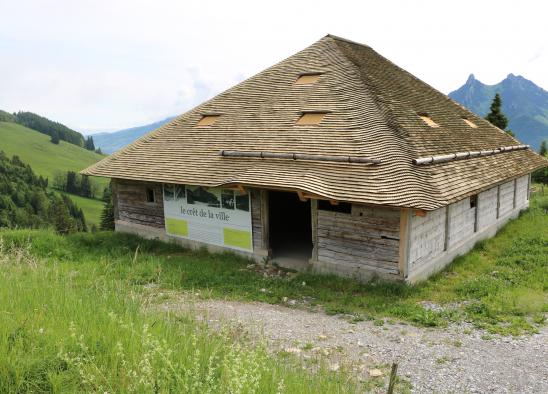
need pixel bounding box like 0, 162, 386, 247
297, 191, 308, 202
414, 209, 427, 217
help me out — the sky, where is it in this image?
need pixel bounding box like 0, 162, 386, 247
0, 0, 547, 134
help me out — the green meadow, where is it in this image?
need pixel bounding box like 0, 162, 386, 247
0, 190, 545, 391
0, 121, 107, 226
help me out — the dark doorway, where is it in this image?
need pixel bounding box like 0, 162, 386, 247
268, 191, 312, 262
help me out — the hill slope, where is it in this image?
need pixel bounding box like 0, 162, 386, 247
0, 122, 106, 183
91, 116, 175, 153
449, 74, 548, 149
0, 121, 108, 225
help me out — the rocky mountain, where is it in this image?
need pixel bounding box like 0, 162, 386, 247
449, 74, 548, 149
91, 116, 175, 154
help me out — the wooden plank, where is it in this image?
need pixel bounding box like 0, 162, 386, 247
398, 208, 410, 278
311, 199, 318, 260
260, 189, 269, 252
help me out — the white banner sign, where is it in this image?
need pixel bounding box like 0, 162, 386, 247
163, 184, 253, 251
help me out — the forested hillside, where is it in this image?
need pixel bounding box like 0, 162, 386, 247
0, 152, 86, 232
0, 110, 96, 150
0, 121, 108, 226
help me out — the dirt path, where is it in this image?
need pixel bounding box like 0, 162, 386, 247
158, 296, 547, 393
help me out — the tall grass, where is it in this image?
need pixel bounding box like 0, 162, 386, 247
0, 238, 358, 393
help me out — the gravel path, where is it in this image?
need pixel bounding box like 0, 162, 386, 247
159, 297, 547, 393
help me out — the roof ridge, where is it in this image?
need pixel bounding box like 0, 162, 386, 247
325, 34, 373, 49
328, 36, 447, 205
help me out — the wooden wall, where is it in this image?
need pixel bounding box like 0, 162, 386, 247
408, 207, 445, 271
114, 179, 165, 228
498, 181, 515, 218
447, 197, 475, 248
315, 205, 401, 276
477, 187, 498, 230
407, 174, 531, 282
250, 189, 264, 251
113, 180, 265, 255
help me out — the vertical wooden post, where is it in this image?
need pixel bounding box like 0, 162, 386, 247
260, 190, 270, 253
473, 195, 479, 233
513, 178, 517, 209
311, 199, 318, 261
398, 208, 411, 279
444, 205, 450, 251
527, 173, 531, 200
496, 185, 501, 219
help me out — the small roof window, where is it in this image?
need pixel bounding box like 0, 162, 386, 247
196, 115, 220, 126
462, 118, 478, 128
296, 112, 327, 125
295, 73, 322, 85
418, 113, 439, 128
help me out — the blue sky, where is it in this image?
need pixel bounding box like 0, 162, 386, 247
0, 0, 546, 133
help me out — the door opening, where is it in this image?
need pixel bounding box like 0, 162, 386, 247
268, 191, 312, 264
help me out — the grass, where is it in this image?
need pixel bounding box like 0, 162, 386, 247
0, 121, 107, 187
0, 194, 545, 392
0, 191, 546, 340
0, 121, 108, 226
0, 235, 363, 393
65, 193, 104, 227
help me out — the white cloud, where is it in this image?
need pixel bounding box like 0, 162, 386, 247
0, 0, 547, 132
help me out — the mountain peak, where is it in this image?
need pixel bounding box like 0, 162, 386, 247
449, 73, 548, 150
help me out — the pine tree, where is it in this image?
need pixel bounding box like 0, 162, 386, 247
485, 93, 509, 131
65, 171, 78, 194
540, 140, 547, 156
85, 136, 95, 151
100, 184, 115, 230
80, 175, 92, 198
50, 196, 75, 234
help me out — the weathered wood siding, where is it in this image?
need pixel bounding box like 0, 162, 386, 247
498, 181, 515, 218
515, 175, 529, 207
477, 187, 498, 230
250, 189, 263, 251
408, 207, 445, 271
447, 197, 475, 248
316, 205, 401, 275
114, 180, 264, 255
115, 179, 165, 228
407, 174, 531, 282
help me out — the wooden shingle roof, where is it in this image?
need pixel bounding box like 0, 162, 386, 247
82, 35, 548, 210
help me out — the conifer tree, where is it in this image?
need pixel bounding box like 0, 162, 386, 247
50, 130, 60, 144
540, 140, 547, 157
85, 136, 95, 151
485, 93, 509, 131
100, 184, 115, 230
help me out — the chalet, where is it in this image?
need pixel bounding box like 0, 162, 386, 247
82, 35, 548, 282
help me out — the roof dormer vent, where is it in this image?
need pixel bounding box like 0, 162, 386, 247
418, 113, 439, 128
294, 73, 322, 85
196, 115, 220, 126
296, 112, 327, 125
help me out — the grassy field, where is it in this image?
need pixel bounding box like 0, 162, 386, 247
0, 121, 107, 227
0, 235, 369, 393
0, 193, 545, 391
0, 121, 106, 186
0, 191, 546, 328
65, 194, 104, 227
